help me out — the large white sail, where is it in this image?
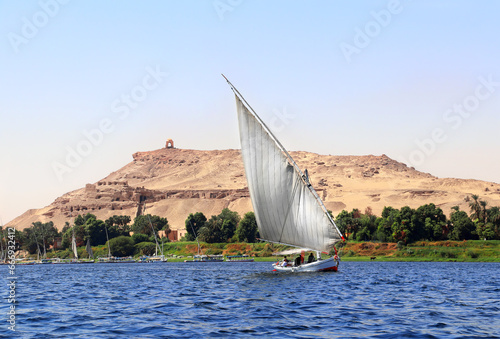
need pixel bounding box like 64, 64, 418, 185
232, 86, 344, 253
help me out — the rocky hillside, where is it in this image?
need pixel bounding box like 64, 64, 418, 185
7, 146, 500, 233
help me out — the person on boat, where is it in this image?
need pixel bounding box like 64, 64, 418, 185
294, 256, 301, 266
307, 253, 315, 263
281, 256, 289, 267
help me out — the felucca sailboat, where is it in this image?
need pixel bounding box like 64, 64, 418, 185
223, 75, 345, 272
71, 226, 78, 260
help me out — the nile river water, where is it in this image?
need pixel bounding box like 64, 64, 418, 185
1, 262, 499, 338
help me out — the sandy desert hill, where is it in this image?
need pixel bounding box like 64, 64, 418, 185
7, 146, 500, 233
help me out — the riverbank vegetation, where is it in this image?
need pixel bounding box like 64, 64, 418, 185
335, 195, 500, 243
4, 195, 498, 261
339, 240, 499, 262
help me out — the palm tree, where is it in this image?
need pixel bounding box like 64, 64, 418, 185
479, 200, 488, 223
468, 195, 481, 221
487, 206, 500, 224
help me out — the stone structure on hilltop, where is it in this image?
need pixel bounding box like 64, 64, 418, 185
166, 138, 174, 149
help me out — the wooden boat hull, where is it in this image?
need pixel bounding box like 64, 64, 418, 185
272, 257, 339, 272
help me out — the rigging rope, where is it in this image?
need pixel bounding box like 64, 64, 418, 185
144, 204, 162, 256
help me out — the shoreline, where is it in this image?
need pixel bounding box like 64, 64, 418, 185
15, 240, 499, 263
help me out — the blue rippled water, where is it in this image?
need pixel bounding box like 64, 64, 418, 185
1, 262, 499, 338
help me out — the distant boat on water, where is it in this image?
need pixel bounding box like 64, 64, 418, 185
137, 255, 168, 263
16, 259, 36, 265
226, 255, 254, 262
97, 256, 136, 263
184, 254, 224, 262
85, 238, 94, 262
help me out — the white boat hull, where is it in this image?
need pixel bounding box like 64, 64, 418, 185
272, 257, 339, 272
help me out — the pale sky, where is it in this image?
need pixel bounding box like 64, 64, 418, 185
1, 0, 499, 224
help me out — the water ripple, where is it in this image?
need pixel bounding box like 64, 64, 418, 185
1, 262, 499, 338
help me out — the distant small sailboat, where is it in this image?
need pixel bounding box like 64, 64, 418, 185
223, 75, 345, 272
183, 221, 222, 262
79, 238, 95, 264
71, 225, 78, 260
96, 221, 135, 263
86, 239, 93, 259
144, 204, 167, 262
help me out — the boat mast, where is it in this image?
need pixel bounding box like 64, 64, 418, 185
68, 214, 79, 259
33, 229, 42, 261
86, 238, 94, 259
222, 74, 305, 178
189, 220, 201, 256
104, 223, 111, 258
144, 203, 162, 256
41, 224, 47, 259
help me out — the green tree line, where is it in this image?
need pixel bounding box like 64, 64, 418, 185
183, 209, 259, 243
11, 208, 260, 257
14, 213, 169, 257
8, 193, 497, 258
335, 195, 500, 243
